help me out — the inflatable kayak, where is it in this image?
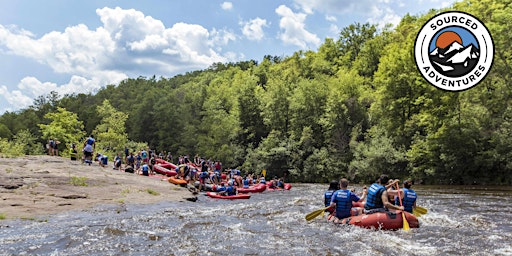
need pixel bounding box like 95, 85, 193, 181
168, 176, 188, 186
153, 164, 178, 177
336, 209, 419, 230
238, 183, 267, 193
206, 192, 251, 200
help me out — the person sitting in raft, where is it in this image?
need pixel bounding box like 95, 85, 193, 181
268, 176, 279, 189
329, 178, 367, 222
242, 175, 250, 189
216, 182, 227, 193
395, 180, 417, 213
277, 178, 285, 189
324, 180, 339, 214
259, 175, 266, 184
364, 174, 404, 214
219, 180, 237, 196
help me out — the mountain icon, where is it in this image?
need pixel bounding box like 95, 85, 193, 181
429, 41, 479, 77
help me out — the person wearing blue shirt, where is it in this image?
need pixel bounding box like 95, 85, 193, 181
330, 178, 367, 221
219, 181, 237, 196
82, 135, 95, 165
324, 181, 339, 214
141, 164, 150, 176
395, 180, 417, 213
364, 174, 403, 213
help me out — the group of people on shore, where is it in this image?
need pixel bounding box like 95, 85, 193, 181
77, 135, 286, 196
324, 174, 417, 223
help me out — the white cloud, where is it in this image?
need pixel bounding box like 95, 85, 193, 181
367, 6, 402, 29
275, 5, 320, 49
325, 15, 337, 22
241, 18, 268, 41
0, 7, 239, 112
221, 2, 233, 11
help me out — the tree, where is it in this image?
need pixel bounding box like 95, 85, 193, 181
93, 100, 129, 155
38, 107, 86, 155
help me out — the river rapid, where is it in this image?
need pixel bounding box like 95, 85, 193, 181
1, 184, 511, 255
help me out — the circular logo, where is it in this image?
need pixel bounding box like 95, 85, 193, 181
414, 11, 494, 91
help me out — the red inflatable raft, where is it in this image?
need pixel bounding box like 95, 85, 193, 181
337, 209, 419, 230
266, 182, 292, 190
153, 164, 178, 177
206, 192, 251, 200
237, 183, 267, 193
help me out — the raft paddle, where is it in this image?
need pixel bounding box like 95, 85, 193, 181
395, 183, 410, 231
414, 206, 428, 215
305, 206, 331, 221
412, 208, 424, 217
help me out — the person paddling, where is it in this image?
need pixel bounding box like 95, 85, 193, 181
364, 174, 404, 214
395, 180, 417, 213
329, 178, 367, 222
324, 180, 339, 214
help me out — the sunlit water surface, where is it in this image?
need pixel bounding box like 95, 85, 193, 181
1, 184, 511, 255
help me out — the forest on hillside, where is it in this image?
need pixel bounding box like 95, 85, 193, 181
1, 0, 511, 185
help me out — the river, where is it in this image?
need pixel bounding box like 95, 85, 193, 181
0, 184, 511, 255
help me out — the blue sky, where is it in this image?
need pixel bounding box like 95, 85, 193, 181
0, 0, 457, 113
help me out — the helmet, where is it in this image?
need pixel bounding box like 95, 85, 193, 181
228, 180, 233, 186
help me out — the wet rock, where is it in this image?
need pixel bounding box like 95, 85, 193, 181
185, 197, 198, 202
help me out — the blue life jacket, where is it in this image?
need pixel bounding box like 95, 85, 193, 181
365, 183, 386, 210
200, 171, 209, 179
142, 164, 149, 172
225, 186, 236, 195
86, 137, 95, 145
396, 188, 417, 213
243, 179, 249, 188
332, 189, 353, 219
324, 190, 335, 207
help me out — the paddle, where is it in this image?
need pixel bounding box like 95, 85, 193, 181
412, 208, 423, 217
415, 206, 428, 214
395, 183, 410, 231
413, 206, 428, 217
305, 206, 331, 221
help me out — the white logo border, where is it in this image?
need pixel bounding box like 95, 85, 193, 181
414, 11, 494, 92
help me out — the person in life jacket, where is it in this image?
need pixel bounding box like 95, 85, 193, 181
82, 135, 96, 165
329, 178, 367, 221
364, 174, 403, 213
140, 163, 150, 176
395, 180, 417, 213
242, 175, 250, 189
324, 180, 339, 213
219, 180, 237, 196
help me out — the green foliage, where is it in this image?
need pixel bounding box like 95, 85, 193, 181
0, 0, 511, 184
145, 189, 159, 196
0, 138, 25, 157
38, 107, 86, 156
70, 176, 88, 186
94, 100, 129, 157
13, 129, 43, 155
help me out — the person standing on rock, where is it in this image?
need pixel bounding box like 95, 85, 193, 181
83, 135, 96, 165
